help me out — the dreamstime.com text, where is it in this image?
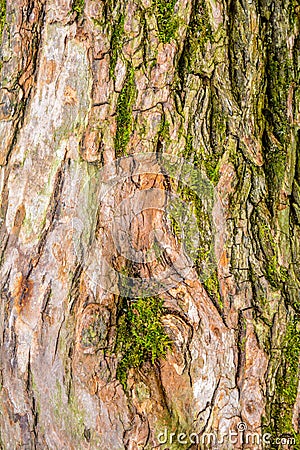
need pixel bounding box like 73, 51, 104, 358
157, 423, 295, 446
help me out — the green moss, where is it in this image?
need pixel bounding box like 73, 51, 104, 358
169, 209, 182, 241
109, 14, 124, 80
256, 213, 276, 250
265, 145, 287, 205
178, 0, 212, 77
203, 270, 222, 309
164, 150, 216, 280
263, 11, 295, 209
183, 133, 193, 158
264, 254, 289, 287
91, 17, 102, 27
203, 157, 221, 185
254, 212, 289, 287
182, 135, 221, 185
167, 190, 208, 266
115, 296, 171, 389
154, 0, 178, 43
158, 117, 170, 143
177, 181, 213, 269
188, 0, 212, 52
0, 0, 6, 42
266, 316, 300, 447
181, 134, 195, 165
71, 0, 84, 15
266, 53, 293, 142
115, 65, 136, 157
237, 316, 247, 353
265, 255, 279, 286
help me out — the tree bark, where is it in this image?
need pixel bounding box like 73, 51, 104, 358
0, 0, 299, 449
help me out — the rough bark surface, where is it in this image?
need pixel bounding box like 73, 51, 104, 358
0, 0, 299, 449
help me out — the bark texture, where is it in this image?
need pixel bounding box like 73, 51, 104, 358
0, 0, 299, 449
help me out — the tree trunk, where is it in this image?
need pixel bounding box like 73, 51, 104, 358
0, 0, 299, 448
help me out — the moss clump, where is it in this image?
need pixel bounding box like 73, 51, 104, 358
0, 0, 6, 42
155, 0, 178, 43
266, 316, 300, 447
109, 14, 124, 80
115, 296, 171, 389
115, 66, 136, 157
71, 0, 84, 15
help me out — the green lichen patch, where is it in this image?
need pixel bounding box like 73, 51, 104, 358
81, 314, 107, 348
182, 132, 193, 159
201, 155, 221, 186
115, 296, 171, 389
178, 0, 213, 77
71, 0, 85, 16
109, 14, 125, 80
266, 315, 300, 447
115, 65, 136, 157
188, 0, 212, 52
0, 0, 6, 42
167, 192, 205, 267
182, 133, 222, 186
203, 269, 222, 309
173, 180, 214, 276
164, 149, 216, 283
264, 255, 289, 288
264, 142, 287, 206
154, 0, 178, 43
265, 51, 293, 143
262, 7, 295, 208
53, 380, 85, 441
158, 116, 170, 143
253, 214, 289, 288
